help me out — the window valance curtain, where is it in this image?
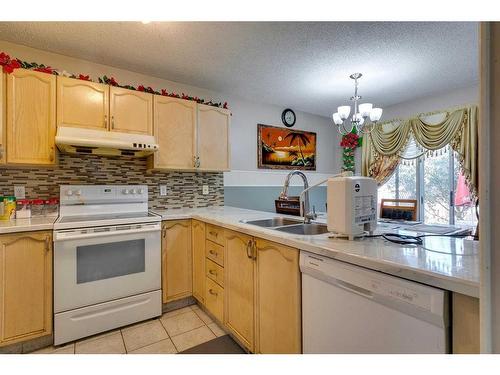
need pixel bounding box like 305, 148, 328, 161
361, 105, 478, 198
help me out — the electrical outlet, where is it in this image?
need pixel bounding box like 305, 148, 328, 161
159, 185, 167, 196
14, 185, 25, 199
202, 185, 209, 195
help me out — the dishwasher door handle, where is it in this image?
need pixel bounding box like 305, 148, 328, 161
330, 278, 374, 299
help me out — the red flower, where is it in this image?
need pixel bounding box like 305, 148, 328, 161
108, 77, 118, 86
137, 85, 145, 92
161, 89, 168, 96
34, 66, 54, 74
0, 53, 21, 74
223, 102, 228, 109
78, 74, 90, 81
0, 52, 10, 65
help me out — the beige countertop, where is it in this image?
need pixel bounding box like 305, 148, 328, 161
0, 216, 57, 234
152, 206, 480, 298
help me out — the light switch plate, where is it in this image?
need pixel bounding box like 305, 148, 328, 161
14, 185, 25, 199
202, 185, 209, 195
159, 185, 167, 196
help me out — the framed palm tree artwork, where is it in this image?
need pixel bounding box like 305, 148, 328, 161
257, 124, 317, 170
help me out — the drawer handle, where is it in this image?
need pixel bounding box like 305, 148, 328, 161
209, 231, 218, 237
208, 289, 218, 296
209, 269, 217, 276
209, 250, 217, 256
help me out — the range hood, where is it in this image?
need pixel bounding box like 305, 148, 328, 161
55, 126, 159, 157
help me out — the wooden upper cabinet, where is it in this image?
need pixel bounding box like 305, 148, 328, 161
192, 220, 206, 303
6, 69, 56, 165
224, 230, 255, 351
197, 104, 230, 171
109, 86, 153, 135
162, 220, 193, 303
151, 96, 197, 169
57, 76, 109, 130
0, 73, 5, 165
255, 239, 301, 354
0, 231, 53, 347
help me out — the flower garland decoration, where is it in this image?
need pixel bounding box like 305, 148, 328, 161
340, 130, 362, 172
0, 51, 228, 110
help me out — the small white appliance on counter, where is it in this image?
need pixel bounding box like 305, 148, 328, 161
300, 251, 449, 353
327, 176, 377, 239
53, 185, 162, 345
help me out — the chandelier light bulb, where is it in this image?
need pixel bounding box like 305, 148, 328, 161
338, 106, 351, 120
370, 108, 383, 122
332, 112, 343, 125
359, 103, 373, 118
353, 113, 364, 126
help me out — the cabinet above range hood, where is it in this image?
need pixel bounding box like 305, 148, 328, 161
55, 127, 159, 157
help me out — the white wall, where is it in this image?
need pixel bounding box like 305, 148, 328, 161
0, 40, 342, 188
382, 84, 479, 120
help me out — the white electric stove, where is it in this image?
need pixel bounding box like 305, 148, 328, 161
53, 185, 162, 345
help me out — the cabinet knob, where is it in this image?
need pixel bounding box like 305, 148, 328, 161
111, 115, 115, 129
208, 289, 218, 296
209, 269, 217, 276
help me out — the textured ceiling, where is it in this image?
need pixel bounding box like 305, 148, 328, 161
0, 22, 478, 117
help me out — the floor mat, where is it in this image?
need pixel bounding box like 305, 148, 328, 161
180, 335, 246, 354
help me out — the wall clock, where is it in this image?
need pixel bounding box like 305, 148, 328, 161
281, 108, 296, 127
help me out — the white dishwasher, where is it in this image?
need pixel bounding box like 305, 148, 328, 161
300, 251, 449, 353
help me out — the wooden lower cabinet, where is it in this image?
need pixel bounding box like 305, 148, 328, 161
162, 220, 193, 303
452, 293, 480, 353
224, 230, 256, 352
0, 231, 52, 347
192, 220, 206, 303
205, 277, 224, 322
255, 238, 301, 354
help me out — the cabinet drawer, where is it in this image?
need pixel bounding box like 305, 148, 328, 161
206, 224, 224, 246
205, 277, 224, 322
206, 240, 224, 266
206, 258, 224, 287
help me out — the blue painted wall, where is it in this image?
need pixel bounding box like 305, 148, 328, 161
224, 186, 327, 214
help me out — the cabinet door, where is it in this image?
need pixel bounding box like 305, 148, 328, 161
192, 219, 206, 303
162, 220, 193, 303
255, 239, 301, 354
57, 76, 109, 130
0, 231, 52, 347
0, 72, 5, 164
151, 96, 197, 170
6, 69, 56, 165
197, 104, 230, 171
224, 230, 255, 351
109, 86, 153, 135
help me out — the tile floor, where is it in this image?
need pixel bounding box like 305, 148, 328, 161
32, 304, 227, 354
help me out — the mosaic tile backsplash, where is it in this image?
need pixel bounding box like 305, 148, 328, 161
0, 154, 224, 209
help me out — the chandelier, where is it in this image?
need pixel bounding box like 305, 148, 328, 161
332, 73, 383, 135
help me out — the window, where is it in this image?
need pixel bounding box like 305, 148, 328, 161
378, 147, 477, 228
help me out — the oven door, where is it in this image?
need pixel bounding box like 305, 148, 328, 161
54, 222, 161, 313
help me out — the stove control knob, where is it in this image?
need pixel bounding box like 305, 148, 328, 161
75, 189, 82, 196
137, 188, 143, 194
122, 189, 129, 195
130, 189, 137, 194
66, 190, 74, 196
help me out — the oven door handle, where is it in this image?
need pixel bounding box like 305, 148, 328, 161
53, 226, 160, 242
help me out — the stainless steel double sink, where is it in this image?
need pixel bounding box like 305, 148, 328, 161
240, 217, 329, 235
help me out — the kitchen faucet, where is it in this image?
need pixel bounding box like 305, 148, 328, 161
280, 170, 317, 224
